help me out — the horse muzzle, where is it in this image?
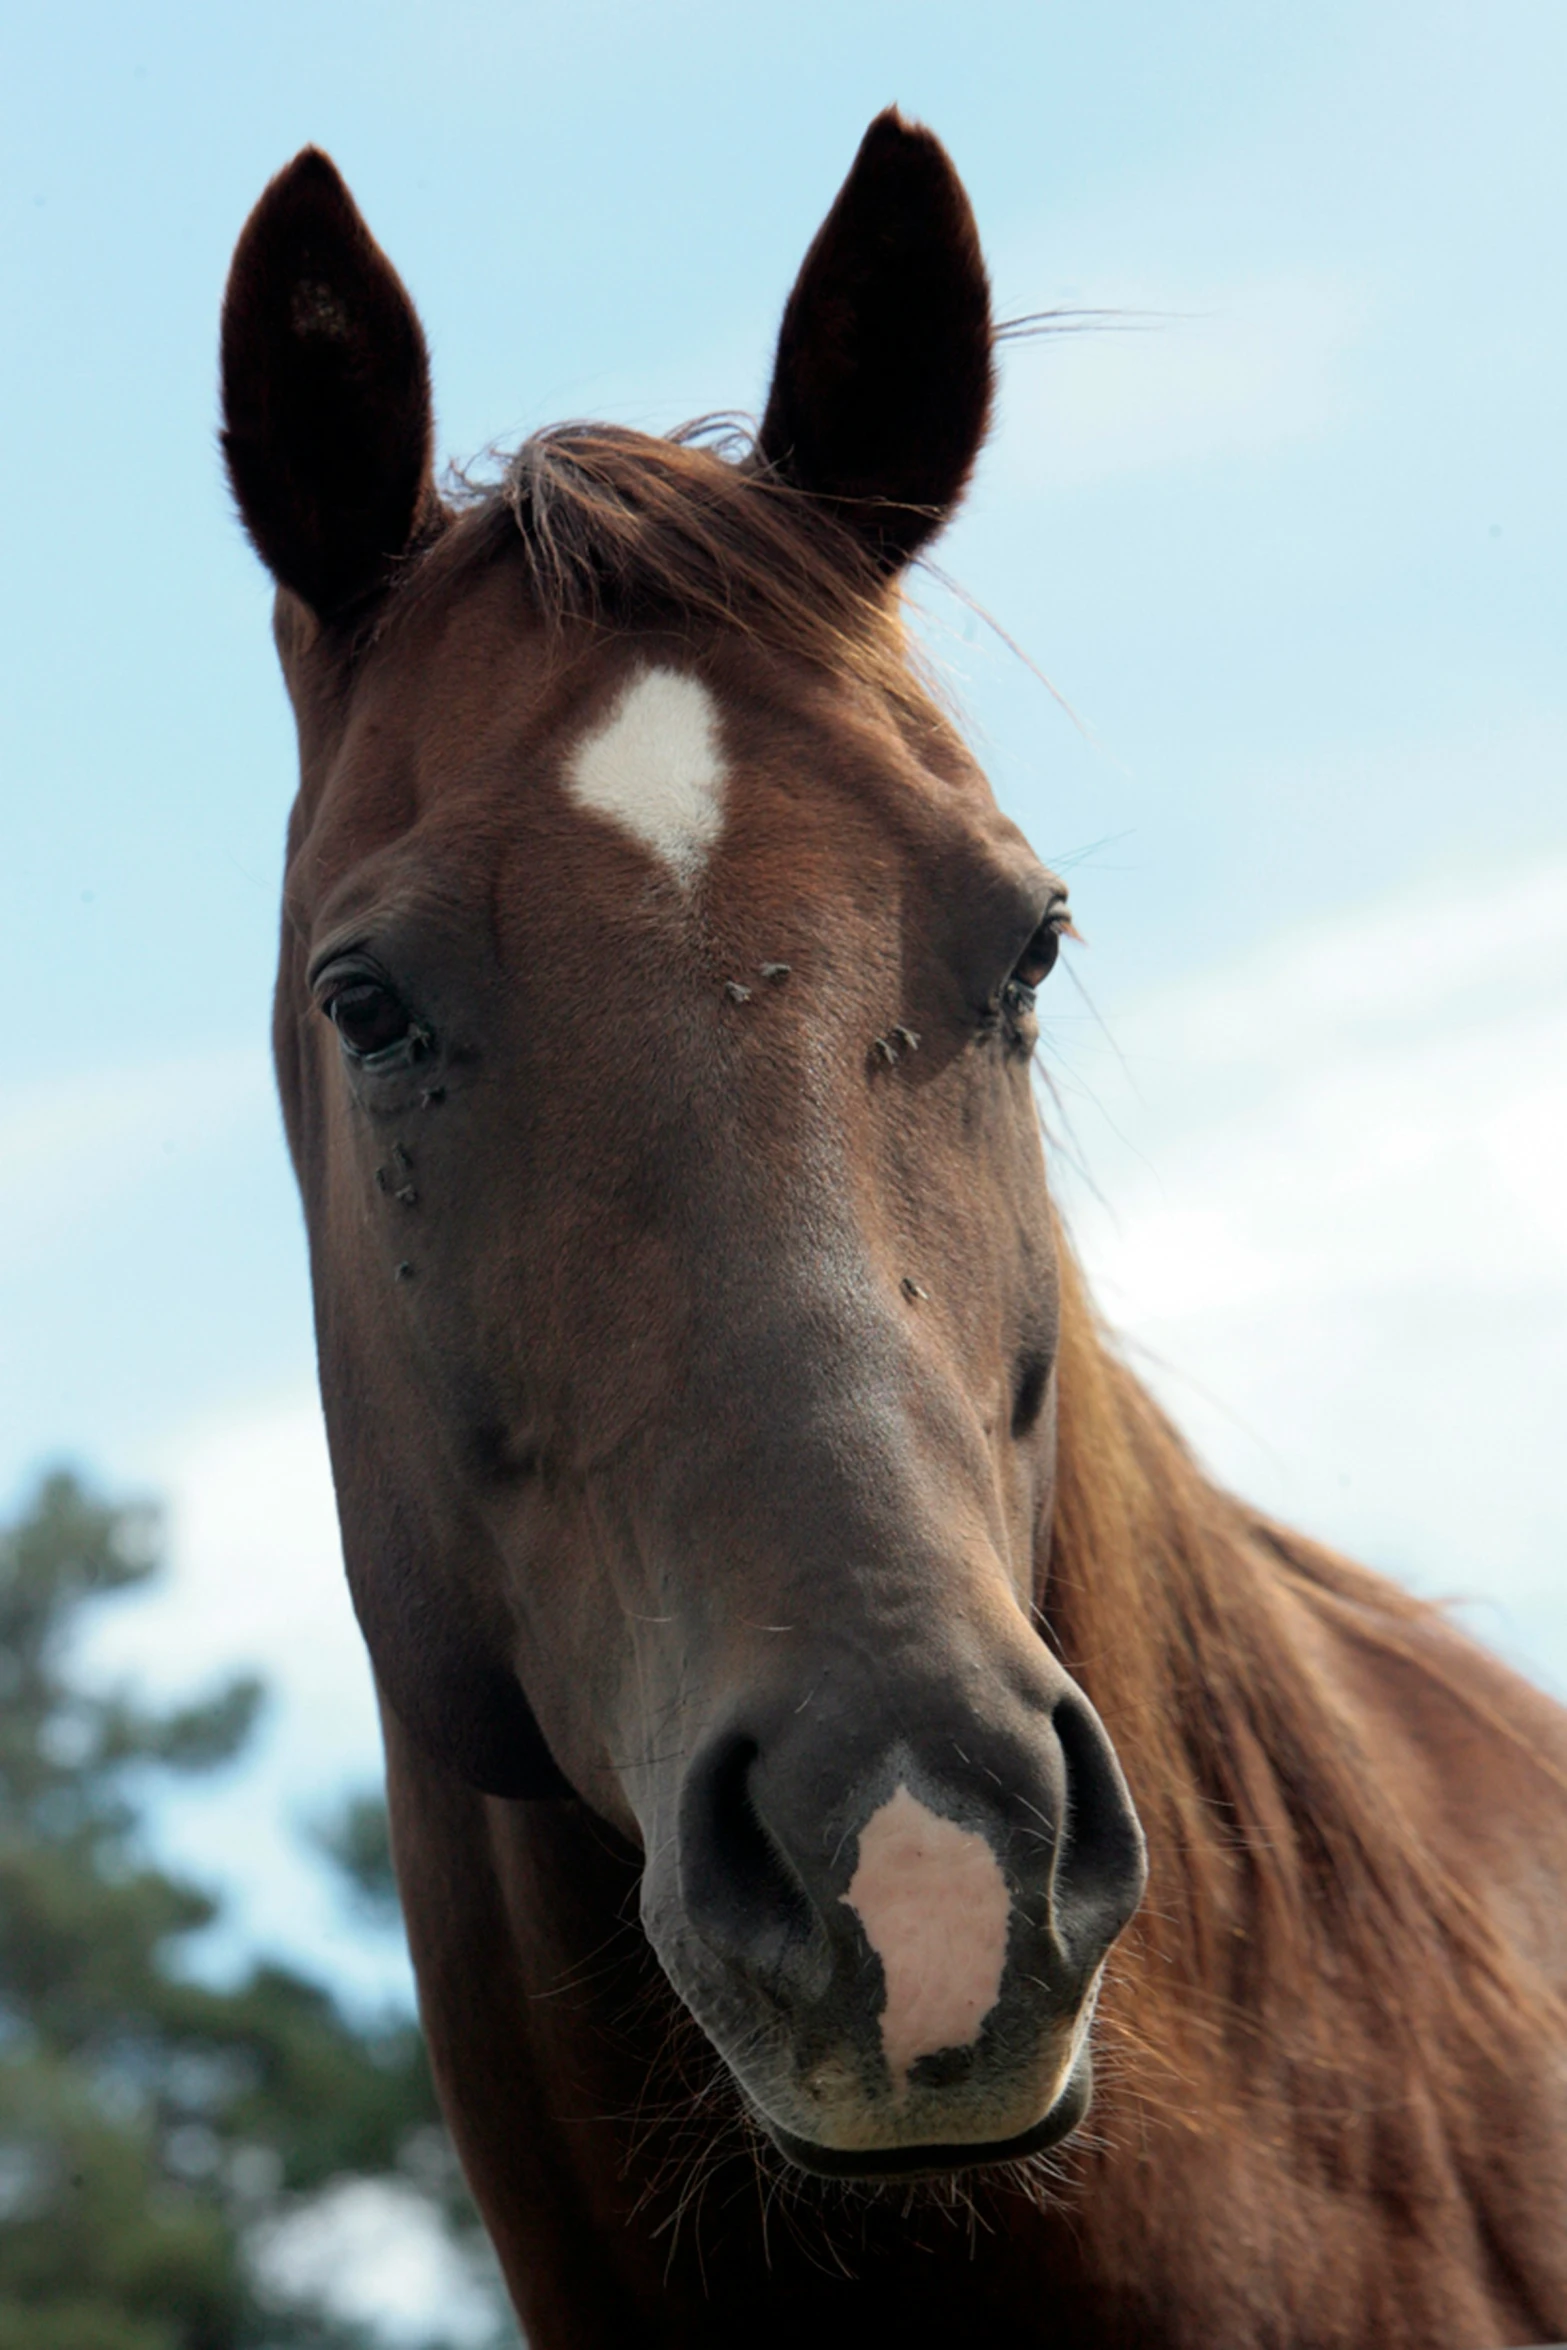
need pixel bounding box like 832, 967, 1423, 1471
638, 1665, 1146, 2176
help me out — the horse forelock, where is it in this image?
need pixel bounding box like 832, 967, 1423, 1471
379, 420, 937, 708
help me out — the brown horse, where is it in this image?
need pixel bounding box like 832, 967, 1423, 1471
220, 114, 1567, 2349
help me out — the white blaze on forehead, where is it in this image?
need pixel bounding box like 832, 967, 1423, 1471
842, 1784, 1012, 2096
564, 664, 728, 884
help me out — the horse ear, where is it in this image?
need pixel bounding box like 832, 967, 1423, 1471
221, 149, 437, 619
757, 110, 993, 570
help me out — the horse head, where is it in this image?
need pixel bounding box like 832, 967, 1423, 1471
222, 112, 1146, 2176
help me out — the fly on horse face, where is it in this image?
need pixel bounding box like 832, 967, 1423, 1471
221, 113, 1567, 2350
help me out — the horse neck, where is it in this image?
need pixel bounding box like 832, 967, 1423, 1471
1043, 1220, 1526, 2070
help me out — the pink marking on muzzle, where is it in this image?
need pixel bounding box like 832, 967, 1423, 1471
842, 1784, 1012, 2096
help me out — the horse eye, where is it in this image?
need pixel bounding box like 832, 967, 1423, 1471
327, 979, 414, 1059
1013, 908, 1068, 992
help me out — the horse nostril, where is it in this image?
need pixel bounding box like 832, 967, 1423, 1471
679, 1733, 817, 1982
1011, 1352, 1052, 1439
1051, 1687, 1148, 1965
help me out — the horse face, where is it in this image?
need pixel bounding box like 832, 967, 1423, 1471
227, 116, 1145, 2175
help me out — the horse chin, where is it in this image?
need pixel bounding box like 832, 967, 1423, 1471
754, 2046, 1094, 2183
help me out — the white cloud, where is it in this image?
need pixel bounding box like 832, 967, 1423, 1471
76, 1388, 404, 2004
1052, 854, 1567, 1683
0, 1045, 272, 1266
93, 1389, 360, 1721
254, 2176, 502, 2348
993, 270, 1366, 492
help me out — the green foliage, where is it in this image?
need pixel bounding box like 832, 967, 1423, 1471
0, 1470, 512, 2350
306, 1800, 397, 1929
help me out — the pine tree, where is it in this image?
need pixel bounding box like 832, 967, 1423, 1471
0, 1470, 513, 2350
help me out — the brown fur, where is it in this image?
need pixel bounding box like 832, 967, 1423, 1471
222, 114, 1567, 2349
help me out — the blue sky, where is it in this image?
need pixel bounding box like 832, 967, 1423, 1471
4, 0, 1565, 2014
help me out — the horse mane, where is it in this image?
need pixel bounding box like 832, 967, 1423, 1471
1044, 1219, 1563, 2163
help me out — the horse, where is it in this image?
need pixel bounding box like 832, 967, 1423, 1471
219, 112, 1567, 2349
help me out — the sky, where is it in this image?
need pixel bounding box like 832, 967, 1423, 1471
5, 0, 1565, 2023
